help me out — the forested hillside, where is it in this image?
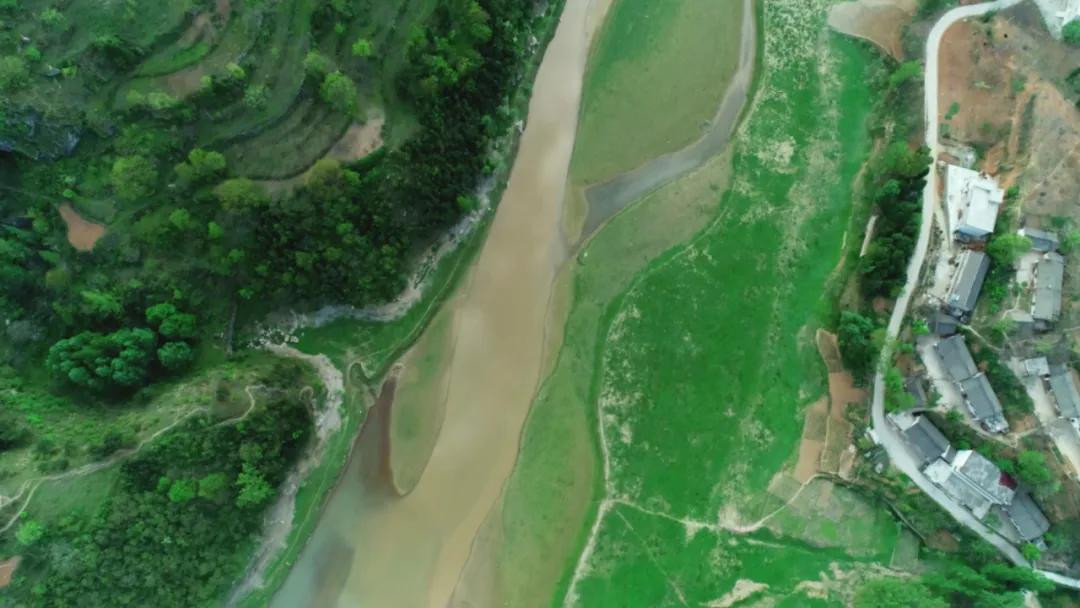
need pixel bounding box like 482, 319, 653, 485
0, 0, 556, 603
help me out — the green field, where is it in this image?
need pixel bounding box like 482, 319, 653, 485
570, 0, 744, 185
490, 0, 907, 605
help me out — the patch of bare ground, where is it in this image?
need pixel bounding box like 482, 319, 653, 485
57, 203, 106, 251
326, 116, 385, 163
791, 331, 864, 485
0, 556, 19, 588
179, 0, 232, 47
704, 579, 768, 607
828, 0, 918, 59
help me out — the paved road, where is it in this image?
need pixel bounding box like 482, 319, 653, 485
869, 0, 1080, 589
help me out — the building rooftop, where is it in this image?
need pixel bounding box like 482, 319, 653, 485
929, 311, 958, 337
896, 414, 954, 467
1005, 491, 1050, 541
1020, 227, 1059, 253
935, 335, 979, 383
926, 449, 1015, 519
959, 374, 1008, 432
946, 251, 990, 316
1031, 252, 1065, 324
947, 165, 1004, 240
1021, 357, 1050, 378
1048, 369, 1080, 419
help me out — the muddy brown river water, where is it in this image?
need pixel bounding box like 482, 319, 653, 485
269, 0, 612, 605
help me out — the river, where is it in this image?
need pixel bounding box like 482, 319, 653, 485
269, 0, 613, 605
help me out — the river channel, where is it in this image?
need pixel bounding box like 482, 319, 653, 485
269, 0, 613, 605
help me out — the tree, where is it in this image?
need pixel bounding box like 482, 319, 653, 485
15, 520, 44, 546
1064, 19, 1080, 45
46, 329, 156, 392
169, 208, 192, 231
879, 142, 932, 180
79, 289, 123, 321
320, 71, 359, 117
351, 38, 374, 57
838, 311, 877, 382
303, 50, 334, 77
888, 60, 922, 89
0, 55, 28, 91
146, 303, 197, 339
1021, 543, 1042, 562
243, 84, 269, 109
215, 178, 268, 211
158, 341, 194, 371
208, 221, 225, 240
235, 465, 273, 508
986, 234, 1031, 267
198, 472, 229, 499
111, 155, 158, 201
1016, 450, 1052, 487
175, 148, 226, 184
167, 479, 197, 503
854, 578, 946, 608
40, 7, 67, 30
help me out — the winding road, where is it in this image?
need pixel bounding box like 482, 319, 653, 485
869, 0, 1080, 589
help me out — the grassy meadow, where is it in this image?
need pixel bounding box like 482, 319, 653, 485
488, 0, 910, 605
570, 0, 745, 185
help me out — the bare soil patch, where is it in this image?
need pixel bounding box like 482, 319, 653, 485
326, 116, 385, 163
828, 0, 918, 59
179, 0, 231, 46
58, 203, 106, 251
0, 556, 20, 588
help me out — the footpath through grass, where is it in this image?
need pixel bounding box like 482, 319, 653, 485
570, 0, 744, 185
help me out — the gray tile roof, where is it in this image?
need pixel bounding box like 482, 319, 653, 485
926, 449, 1015, 519
1049, 370, 1080, 419
1006, 491, 1050, 541
936, 335, 979, 382
1020, 227, 1059, 253
901, 416, 954, 467
946, 251, 990, 316
960, 374, 1008, 432
1032, 252, 1065, 323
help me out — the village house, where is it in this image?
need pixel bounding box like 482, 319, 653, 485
893, 412, 954, 467
891, 414, 1051, 543
1047, 366, 1080, 421
1019, 227, 1059, 253
1031, 252, 1065, 330
1004, 491, 1052, 542
946, 165, 1004, 242
926, 450, 1016, 519
945, 250, 990, 320
934, 335, 1009, 433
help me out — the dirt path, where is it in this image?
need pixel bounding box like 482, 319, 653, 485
0, 404, 210, 534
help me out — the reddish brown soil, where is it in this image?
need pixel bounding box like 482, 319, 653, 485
0, 557, 20, 588
58, 203, 106, 251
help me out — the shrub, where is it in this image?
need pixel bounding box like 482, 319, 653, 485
1064, 19, 1080, 45
320, 71, 359, 117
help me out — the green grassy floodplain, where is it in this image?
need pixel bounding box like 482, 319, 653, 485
492, 0, 908, 605
570, 0, 744, 186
